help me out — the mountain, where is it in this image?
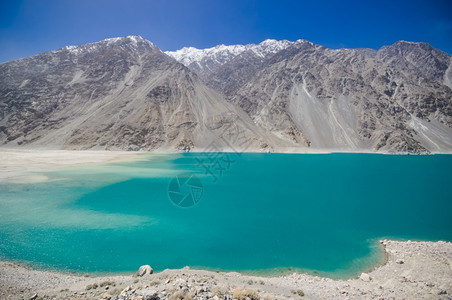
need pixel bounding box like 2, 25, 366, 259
165, 39, 296, 96
165, 39, 293, 74
0, 36, 288, 151
170, 40, 452, 153
1, 36, 451, 153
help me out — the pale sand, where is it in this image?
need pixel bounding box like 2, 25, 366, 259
0, 149, 451, 299
0, 148, 145, 183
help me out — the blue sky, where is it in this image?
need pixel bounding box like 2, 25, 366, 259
1, 0, 451, 63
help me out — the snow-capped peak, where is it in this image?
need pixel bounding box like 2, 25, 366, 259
103, 35, 153, 45
58, 36, 155, 55
165, 44, 247, 66
165, 39, 296, 67
250, 39, 293, 58
101, 35, 155, 48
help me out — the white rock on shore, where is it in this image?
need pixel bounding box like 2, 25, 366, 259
359, 272, 371, 282
136, 265, 153, 277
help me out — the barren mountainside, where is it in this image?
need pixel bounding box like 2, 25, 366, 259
0, 36, 288, 151
1, 36, 452, 153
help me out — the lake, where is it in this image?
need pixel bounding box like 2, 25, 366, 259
0, 153, 451, 279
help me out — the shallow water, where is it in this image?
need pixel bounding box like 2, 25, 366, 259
0, 153, 451, 278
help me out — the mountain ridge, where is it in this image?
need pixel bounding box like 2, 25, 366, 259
168, 38, 452, 153
1, 36, 451, 153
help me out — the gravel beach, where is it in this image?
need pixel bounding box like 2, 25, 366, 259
1, 240, 451, 300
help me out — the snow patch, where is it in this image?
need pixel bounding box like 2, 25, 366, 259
166, 39, 297, 67
56, 36, 154, 57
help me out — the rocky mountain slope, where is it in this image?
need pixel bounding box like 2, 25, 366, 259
165, 39, 293, 82
170, 40, 452, 153
1, 36, 451, 153
0, 36, 288, 151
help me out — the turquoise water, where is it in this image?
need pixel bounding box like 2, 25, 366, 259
0, 153, 451, 278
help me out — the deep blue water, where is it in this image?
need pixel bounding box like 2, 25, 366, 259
0, 153, 451, 278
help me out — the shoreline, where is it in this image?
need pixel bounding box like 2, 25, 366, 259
2, 148, 450, 184
1, 239, 451, 299
1, 149, 451, 298
2, 146, 452, 155
0, 240, 384, 281
0, 148, 147, 183
0, 237, 391, 280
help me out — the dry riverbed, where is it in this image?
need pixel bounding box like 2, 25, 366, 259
0, 240, 451, 300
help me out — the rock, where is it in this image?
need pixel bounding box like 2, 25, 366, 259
426, 282, 434, 287
137, 289, 159, 300
30, 294, 38, 300
395, 259, 404, 264
137, 265, 153, 276
121, 285, 132, 295
102, 293, 112, 299
438, 290, 447, 295
359, 273, 371, 282
196, 285, 205, 293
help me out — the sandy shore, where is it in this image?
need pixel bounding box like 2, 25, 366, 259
0, 148, 145, 183
0, 240, 450, 300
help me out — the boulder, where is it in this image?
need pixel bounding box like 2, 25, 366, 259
137, 265, 153, 276
395, 259, 404, 264
137, 289, 159, 300
359, 273, 371, 282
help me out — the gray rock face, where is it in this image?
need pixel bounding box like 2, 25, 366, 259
1, 36, 451, 153
165, 39, 294, 93
171, 39, 452, 153
0, 36, 287, 152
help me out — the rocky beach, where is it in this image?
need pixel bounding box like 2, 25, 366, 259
1, 240, 451, 300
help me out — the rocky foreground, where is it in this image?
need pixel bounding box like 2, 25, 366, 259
0, 240, 451, 300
